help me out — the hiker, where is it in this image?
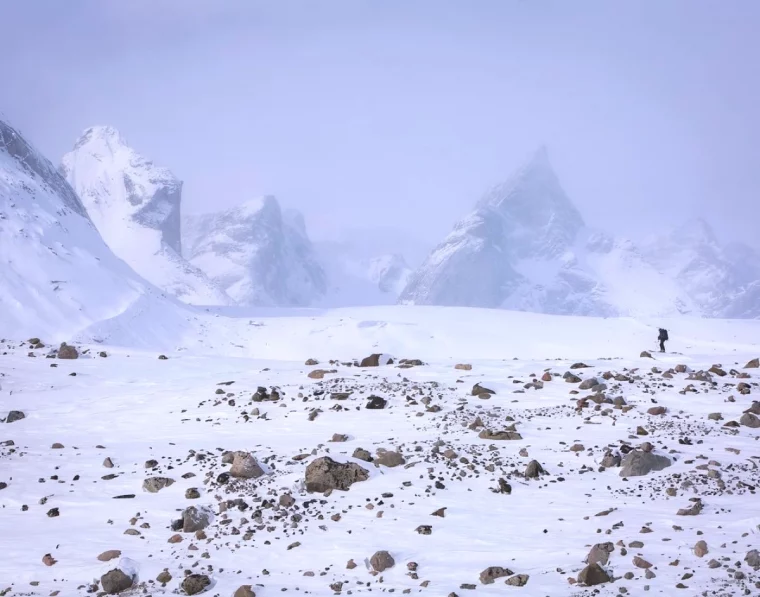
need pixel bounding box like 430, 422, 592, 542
658, 328, 669, 353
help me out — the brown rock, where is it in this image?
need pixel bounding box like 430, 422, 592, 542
57, 343, 78, 359
479, 566, 513, 584
101, 568, 134, 594
694, 540, 708, 557
633, 556, 652, 569
455, 363, 472, 371
230, 452, 265, 479
647, 406, 667, 416
233, 586, 256, 597
577, 563, 610, 586
304, 456, 369, 492
42, 553, 57, 566
745, 358, 759, 369
370, 550, 395, 572
97, 550, 121, 562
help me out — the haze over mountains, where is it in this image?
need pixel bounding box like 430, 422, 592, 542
1, 118, 758, 334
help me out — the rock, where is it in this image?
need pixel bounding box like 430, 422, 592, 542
472, 383, 495, 396
579, 377, 599, 390
57, 343, 78, 359
307, 369, 327, 379
99, 351, 107, 358
230, 452, 265, 479
42, 553, 56, 566
601, 452, 621, 468
745, 549, 760, 569
51, 442, 64, 449
156, 570, 172, 583
564, 373, 582, 383
233, 586, 256, 597
745, 358, 759, 369
524, 460, 545, 479
181, 574, 211, 595
182, 505, 212, 532
330, 433, 349, 442
677, 499, 703, 516
577, 563, 610, 586
5, 410, 25, 423
305, 457, 369, 492
570, 362, 590, 369
647, 406, 667, 415
305, 358, 319, 366
185, 488, 200, 499
361, 353, 391, 367
478, 429, 523, 441
142, 477, 175, 493
640, 351, 653, 358
103, 457, 114, 468
738, 382, 752, 395
101, 569, 133, 594
740, 412, 760, 428
479, 566, 513, 584
620, 451, 672, 477
375, 450, 405, 467
370, 550, 395, 572
455, 363, 472, 370
97, 550, 121, 562
694, 540, 708, 557
633, 556, 652, 569
707, 412, 723, 421
505, 574, 529, 587
158, 354, 168, 360
352, 447, 373, 462
586, 542, 614, 565
366, 395, 388, 409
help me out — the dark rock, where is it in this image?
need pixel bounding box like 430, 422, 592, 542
181, 574, 211, 595
361, 353, 392, 367
524, 460, 545, 479
5, 410, 25, 423
370, 550, 395, 572
304, 457, 369, 492
101, 569, 133, 594
58, 343, 78, 359
577, 563, 610, 586
366, 395, 387, 409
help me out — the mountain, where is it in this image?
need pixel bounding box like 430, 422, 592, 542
183, 196, 327, 306
60, 126, 232, 306
641, 218, 760, 318
0, 119, 177, 340
400, 147, 697, 317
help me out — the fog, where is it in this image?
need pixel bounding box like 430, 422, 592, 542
3, 0, 759, 250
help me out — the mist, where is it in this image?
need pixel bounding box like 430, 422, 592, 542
3, 0, 759, 250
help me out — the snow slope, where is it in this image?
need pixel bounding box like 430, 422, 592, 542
183, 197, 327, 306
400, 147, 695, 317
0, 119, 190, 342
2, 305, 760, 597
61, 126, 232, 306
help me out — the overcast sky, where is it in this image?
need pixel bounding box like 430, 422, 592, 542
3, 1, 760, 251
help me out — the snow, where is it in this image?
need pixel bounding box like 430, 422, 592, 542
2, 304, 760, 596
61, 126, 233, 306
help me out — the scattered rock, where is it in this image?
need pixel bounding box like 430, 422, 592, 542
633, 556, 652, 569
156, 570, 172, 583
370, 550, 395, 572
97, 550, 121, 562
361, 353, 391, 367
455, 363, 472, 371
740, 412, 760, 428
352, 447, 372, 462
375, 450, 405, 468
101, 568, 133, 594
586, 542, 614, 566
305, 358, 319, 366
42, 553, 57, 566
304, 457, 369, 492
647, 406, 667, 415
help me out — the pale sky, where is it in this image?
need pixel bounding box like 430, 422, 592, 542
3, 1, 759, 251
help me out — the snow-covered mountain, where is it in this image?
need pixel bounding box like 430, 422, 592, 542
0, 119, 178, 340
183, 196, 327, 306
641, 219, 760, 318
61, 126, 232, 306
400, 147, 698, 317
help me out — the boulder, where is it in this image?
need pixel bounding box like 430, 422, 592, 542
740, 412, 760, 428
370, 550, 395, 572
479, 566, 513, 584
97, 550, 121, 562
455, 363, 472, 370
524, 460, 545, 479
352, 447, 372, 462
5, 410, 25, 423
472, 383, 495, 396
181, 574, 211, 595
579, 377, 599, 390
101, 569, 134, 594
745, 358, 759, 369
181, 505, 212, 532
57, 342, 79, 359
640, 351, 653, 358
694, 540, 708, 557
619, 451, 671, 477
304, 457, 369, 492
577, 563, 610, 586
745, 549, 760, 569
506, 574, 529, 587
230, 452, 265, 479
142, 477, 175, 493
375, 450, 405, 468
360, 353, 392, 367
365, 395, 387, 409
234, 586, 256, 597
478, 429, 522, 441
586, 542, 614, 565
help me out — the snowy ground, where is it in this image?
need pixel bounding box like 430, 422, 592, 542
1, 306, 760, 597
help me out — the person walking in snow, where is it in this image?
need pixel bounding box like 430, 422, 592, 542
658, 328, 669, 353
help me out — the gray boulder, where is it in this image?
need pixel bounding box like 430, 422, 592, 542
586, 542, 614, 565
619, 450, 671, 477
182, 505, 212, 532
577, 563, 610, 586
370, 550, 395, 572
5, 410, 25, 423
230, 452, 265, 479
142, 477, 175, 493
740, 412, 760, 428
181, 574, 211, 595
305, 457, 369, 492
479, 566, 513, 584
375, 450, 405, 468
57, 342, 79, 359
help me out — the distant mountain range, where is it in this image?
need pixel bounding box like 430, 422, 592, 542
1, 118, 757, 327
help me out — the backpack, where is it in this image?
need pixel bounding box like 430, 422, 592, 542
659, 328, 669, 341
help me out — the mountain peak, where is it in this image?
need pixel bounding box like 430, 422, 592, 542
74, 125, 127, 150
